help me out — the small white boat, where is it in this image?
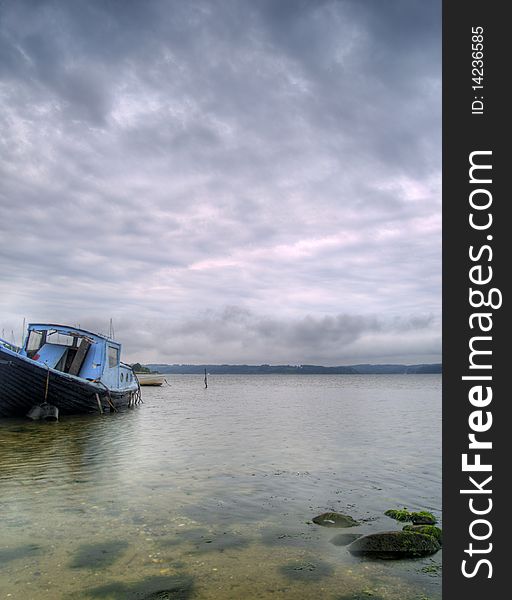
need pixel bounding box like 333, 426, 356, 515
134, 372, 165, 386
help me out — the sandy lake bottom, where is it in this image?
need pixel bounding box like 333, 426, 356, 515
0, 374, 441, 599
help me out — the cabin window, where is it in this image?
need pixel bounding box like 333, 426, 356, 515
108, 345, 119, 368
26, 330, 44, 355
48, 331, 77, 346
120, 372, 124, 382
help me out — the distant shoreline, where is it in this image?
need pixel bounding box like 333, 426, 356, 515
144, 363, 442, 375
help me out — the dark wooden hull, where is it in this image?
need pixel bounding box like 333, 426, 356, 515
0, 347, 137, 418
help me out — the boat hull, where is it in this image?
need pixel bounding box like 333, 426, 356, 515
0, 346, 137, 418
135, 373, 165, 386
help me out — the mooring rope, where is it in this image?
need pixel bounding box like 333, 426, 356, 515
132, 372, 143, 404
44, 364, 50, 402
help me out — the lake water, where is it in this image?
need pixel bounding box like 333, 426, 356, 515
0, 374, 441, 599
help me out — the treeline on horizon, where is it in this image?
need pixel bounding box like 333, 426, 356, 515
141, 363, 442, 375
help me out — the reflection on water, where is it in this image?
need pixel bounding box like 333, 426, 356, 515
0, 375, 441, 599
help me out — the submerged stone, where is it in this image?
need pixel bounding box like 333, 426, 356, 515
403, 524, 442, 544
143, 591, 190, 600
85, 574, 194, 599
347, 531, 441, 559
312, 512, 359, 528
69, 540, 128, 569
279, 559, 334, 581
0, 544, 41, 563
337, 594, 386, 600
329, 533, 362, 546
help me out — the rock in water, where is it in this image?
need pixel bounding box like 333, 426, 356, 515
330, 533, 362, 546
384, 509, 412, 522
312, 512, 360, 528
410, 512, 437, 525
384, 509, 437, 525
403, 524, 443, 544
347, 531, 440, 559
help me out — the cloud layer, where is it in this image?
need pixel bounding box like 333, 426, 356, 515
0, 0, 441, 364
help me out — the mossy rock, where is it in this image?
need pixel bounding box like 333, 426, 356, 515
384, 508, 412, 522
347, 531, 440, 559
312, 512, 360, 528
384, 508, 437, 525
403, 524, 442, 545
410, 511, 437, 525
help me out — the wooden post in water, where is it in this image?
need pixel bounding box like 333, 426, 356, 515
204, 368, 208, 389
95, 393, 103, 414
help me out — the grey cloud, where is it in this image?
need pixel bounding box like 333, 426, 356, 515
0, 0, 441, 364
46, 307, 438, 366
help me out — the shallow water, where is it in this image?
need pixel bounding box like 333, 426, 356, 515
0, 374, 441, 599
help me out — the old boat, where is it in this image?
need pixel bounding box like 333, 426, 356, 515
134, 372, 165, 386
0, 323, 141, 418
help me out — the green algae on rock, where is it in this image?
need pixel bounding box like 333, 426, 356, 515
312, 512, 360, 528
403, 524, 442, 544
384, 508, 437, 525
347, 530, 441, 559
410, 511, 437, 525
384, 508, 412, 522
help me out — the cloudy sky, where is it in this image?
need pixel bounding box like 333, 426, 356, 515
0, 0, 441, 365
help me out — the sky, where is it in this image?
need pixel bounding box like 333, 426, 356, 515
0, 0, 441, 365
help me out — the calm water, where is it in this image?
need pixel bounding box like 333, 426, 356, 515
0, 375, 441, 599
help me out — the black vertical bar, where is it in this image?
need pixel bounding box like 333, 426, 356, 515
443, 1, 508, 597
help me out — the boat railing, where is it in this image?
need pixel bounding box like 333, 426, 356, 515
0, 337, 21, 353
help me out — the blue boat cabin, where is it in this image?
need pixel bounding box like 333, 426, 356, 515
20, 324, 135, 391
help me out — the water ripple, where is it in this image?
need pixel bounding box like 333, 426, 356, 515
0, 374, 441, 599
